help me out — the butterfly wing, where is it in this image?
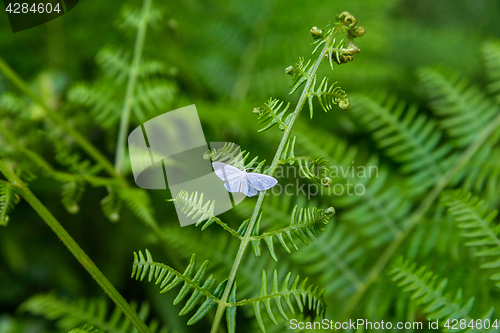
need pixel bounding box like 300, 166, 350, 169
239, 174, 259, 197
246, 172, 278, 193
212, 162, 244, 193
213, 162, 243, 181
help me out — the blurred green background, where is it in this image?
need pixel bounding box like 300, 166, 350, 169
1, 0, 500, 332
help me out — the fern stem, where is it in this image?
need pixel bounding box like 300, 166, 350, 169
209, 24, 345, 333
114, 0, 152, 175
0, 57, 118, 178
0, 160, 151, 333
340, 110, 500, 320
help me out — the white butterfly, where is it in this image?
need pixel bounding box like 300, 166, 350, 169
212, 161, 278, 197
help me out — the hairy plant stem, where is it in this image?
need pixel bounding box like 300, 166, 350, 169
0, 57, 118, 178
210, 24, 345, 333
114, 0, 152, 175
340, 110, 500, 320
0, 160, 151, 333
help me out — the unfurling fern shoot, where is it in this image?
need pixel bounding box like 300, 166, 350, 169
133, 12, 364, 333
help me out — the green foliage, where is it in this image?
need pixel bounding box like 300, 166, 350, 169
21, 293, 167, 333
204, 142, 266, 172
253, 98, 292, 132
0, 181, 19, 226
418, 67, 498, 147
350, 92, 455, 196
241, 270, 326, 332
4, 1, 500, 333
132, 250, 227, 326
391, 260, 498, 332
247, 205, 335, 261
68, 325, 104, 333
442, 190, 500, 288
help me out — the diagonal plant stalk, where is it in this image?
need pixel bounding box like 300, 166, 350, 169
209, 23, 349, 333
114, 0, 153, 175
340, 109, 500, 320
0, 159, 151, 333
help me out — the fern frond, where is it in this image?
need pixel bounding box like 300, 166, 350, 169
60, 179, 85, 214
205, 142, 265, 172
119, 3, 162, 31
21, 292, 166, 333
96, 47, 130, 83
296, 127, 413, 248
278, 136, 331, 186
118, 188, 158, 229
253, 98, 292, 132
441, 190, 500, 288
482, 41, 500, 104
67, 84, 121, 128
287, 58, 313, 95
291, 224, 365, 298
248, 206, 335, 261
133, 79, 176, 119
391, 260, 497, 332
0, 92, 30, 118
68, 325, 104, 333
233, 270, 326, 332
0, 181, 19, 226
138, 59, 170, 78
52, 139, 102, 176
169, 190, 240, 237
132, 250, 227, 326
418, 67, 498, 147
350, 93, 454, 196
100, 189, 122, 222
308, 77, 349, 117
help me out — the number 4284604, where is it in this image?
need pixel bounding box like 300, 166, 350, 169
444, 319, 499, 330
6, 2, 61, 14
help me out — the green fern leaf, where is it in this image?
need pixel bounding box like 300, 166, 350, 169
295, 127, 413, 248
442, 190, 500, 288
132, 250, 227, 326
391, 259, 498, 332
67, 84, 121, 129
21, 292, 166, 333
253, 98, 292, 132
55, 176, 85, 214
133, 79, 176, 120
96, 47, 131, 83
308, 77, 349, 117
233, 270, 326, 333
0, 182, 19, 226
350, 93, 455, 196
100, 189, 122, 222
287, 58, 313, 95
291, 224, 365, 298
119, 3, 162, 31
68, 325, 104, 333
278, 136, 332, 187
169, 190, 240, 237
205, 142, 266, 172
418, 67, 498, 147
249, 206, 335, 261
482, 41, 500, 104
119, 188, 158, 229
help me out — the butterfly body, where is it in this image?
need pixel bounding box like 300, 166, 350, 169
212, 162, 278, 197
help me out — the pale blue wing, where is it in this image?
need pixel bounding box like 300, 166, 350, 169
240, 174, 259, 197
246, 173, 278, 191
212, 162, 243, 181
224, 175, 242, 193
